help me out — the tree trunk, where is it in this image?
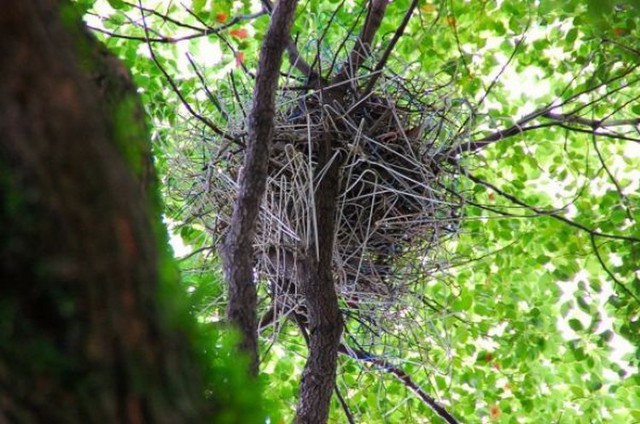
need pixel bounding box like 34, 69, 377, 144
0, 1, 209, 422
221, 0, 299, 376
293, 3, 389, 420
294, 142, 344, 424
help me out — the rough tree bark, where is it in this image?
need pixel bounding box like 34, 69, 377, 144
293, 136, 344, 424
221, 0, 299, 376
294, 2, 389, 422
0, 1, 210, 422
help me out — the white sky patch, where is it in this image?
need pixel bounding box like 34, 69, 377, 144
176, 38, 223, 78
170, 233, 192, 257
164, 217, 193, 257
499, 66, 552, 102
487, 321, 508, 337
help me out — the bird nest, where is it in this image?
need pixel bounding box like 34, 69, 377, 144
186, 70, 472, 335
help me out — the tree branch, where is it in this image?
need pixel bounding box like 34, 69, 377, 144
261, 0, 328, 85
137, 3, 237, 143
542, 111, 640, 130
333, 0, 389, 84
359, 0, 420, 97
339, 344, 460, 424
465, 172, 640, 243
589, 235, 640, 305
452, 64, 640, 155
220, 0, 299, 376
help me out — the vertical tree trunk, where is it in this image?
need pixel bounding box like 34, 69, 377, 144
294, 139, 344, 424
294, 3, 389, 421
221, 0, 299, 375
0, 1, 209, 422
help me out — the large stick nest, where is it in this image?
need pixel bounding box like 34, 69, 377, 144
196, 68, 472, 333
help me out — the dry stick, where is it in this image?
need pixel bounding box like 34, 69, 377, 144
220, 0, 299, 376
339, 344, 461, 424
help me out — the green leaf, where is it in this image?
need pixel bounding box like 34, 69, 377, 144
107, 0, 127, 9
569, 318, 584, 331
192, 0, 207, 14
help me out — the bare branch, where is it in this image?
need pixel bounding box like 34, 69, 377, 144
590, 235, 640, 305
453, 121, 556, 154
453, 64, 640, 155
476, 31, 528, 109
333, 0, 389, 84
186, 53, 230, 123
591, 136, 634, 223
359, 0, 420, 97
339, 344, 461, 424
221, 0, 299, 375
90, 6, 266, 44
543, 112, 640, 130
465, 172, 640, 243
334, 385, 356, 424
262, 0, 327, 85
137, 3, 237, 142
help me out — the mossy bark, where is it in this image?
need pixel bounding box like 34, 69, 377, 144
0, 1, 209, 422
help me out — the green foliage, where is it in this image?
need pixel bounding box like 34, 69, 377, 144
196, 324, 277, 424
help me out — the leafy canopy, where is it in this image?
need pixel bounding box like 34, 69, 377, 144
85, 0, 640, 422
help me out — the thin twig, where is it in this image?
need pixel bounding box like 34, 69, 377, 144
137, 1, 237, 142
359, 0, 419, 98
590, 235, 640, 304
334, 384, 356, 424
465, 172, 640, 243
333, 0, 389, 85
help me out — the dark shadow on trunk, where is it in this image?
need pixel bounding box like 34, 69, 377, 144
0, 2, 210, 422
